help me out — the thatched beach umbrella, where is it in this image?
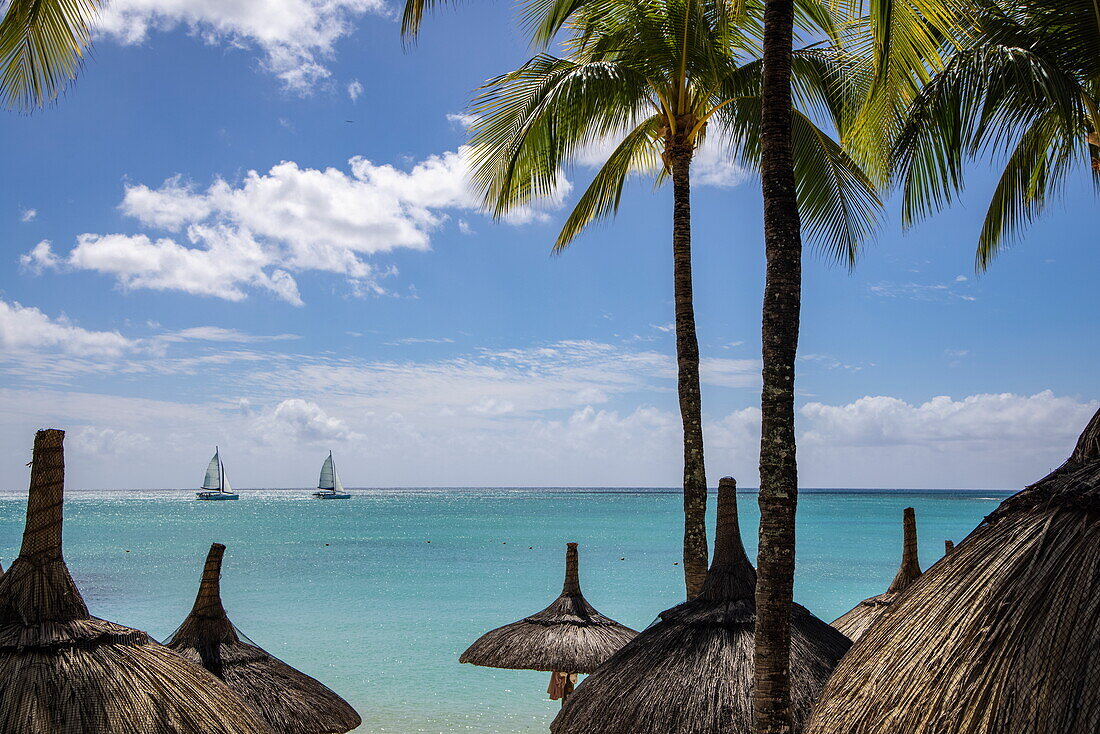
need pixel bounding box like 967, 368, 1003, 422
805, 407, 1100, 734
551, 477, 851, 734
459, 542, 638, 703
831, 507, 922, 642
166, 543, 361, 734
0, 429, 273, 734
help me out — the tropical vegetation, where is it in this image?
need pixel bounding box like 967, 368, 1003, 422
405, 0, 881, 600
1, 0, 103, 112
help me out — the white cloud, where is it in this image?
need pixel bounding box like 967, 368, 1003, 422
446, 113, 477, 131
869, 279, 977, 302
0, 299, 135, 357
42, 148, 569, 303
20, 208, 37, 222
385, 336, 455, 345
70, 426, 152, 455
96, 0, 386, 93
255, 398, 357, 443
799, 391, 1095, 450
347, 79, 363, 101
19, 240, 61, 273
157, 326, 299, 343
799, 353, 865, 372
67, 230, 305, 305
0, 325, 1094, 489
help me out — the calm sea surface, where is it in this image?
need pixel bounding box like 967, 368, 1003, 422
0, 487, 1010, 733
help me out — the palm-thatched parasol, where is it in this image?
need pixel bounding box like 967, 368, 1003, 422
831, 507, 922, 642
805, 407, 1100, 734
165, 543, 362, 734
459, 542, 638, 703
551, 477, 851, 734
0, 429, 273, 734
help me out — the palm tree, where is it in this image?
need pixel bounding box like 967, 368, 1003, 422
891, 0, 1098, 268
457, 0, 880, 599
748, 2, 966, 727
1, 0, 104, 111
752, 0, 804, 726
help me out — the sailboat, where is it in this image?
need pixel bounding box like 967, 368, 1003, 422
196, 447, 239, 500
313, 451, 351, 499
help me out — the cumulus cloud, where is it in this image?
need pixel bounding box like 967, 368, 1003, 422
800, 391, 1096, 451
70, 426, 152, 455
39, 148, 566, 304
347, 79, 363, 101
255, 398, 357, 443
20, 208, 37, 222
96, 0, 386, 93
19, 241, 61, 273
0, 299, 135, 357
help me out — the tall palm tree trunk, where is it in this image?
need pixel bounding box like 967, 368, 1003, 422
668, 136, 709, 599
753, 0, 803, 730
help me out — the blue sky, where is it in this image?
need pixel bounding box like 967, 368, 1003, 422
1, 0, 1096, 490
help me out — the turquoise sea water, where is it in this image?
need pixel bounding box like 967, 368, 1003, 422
0, 487, 1010, 733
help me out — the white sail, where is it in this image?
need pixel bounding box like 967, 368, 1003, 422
220, 461, 233, 494
318, 452, 336, 490
202, 450, 221, 490
333, 458, 344, 493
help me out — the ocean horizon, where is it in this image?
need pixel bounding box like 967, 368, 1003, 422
0, 487, 1013, 732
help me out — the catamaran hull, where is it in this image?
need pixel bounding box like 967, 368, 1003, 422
196, 492, 239, 501
313, 492, 351, 499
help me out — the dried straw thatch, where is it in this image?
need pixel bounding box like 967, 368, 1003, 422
166, 543, 361, 734
944, 539, 954, 555
0, 429, 273, 734
460, 542, 637, 679
806, 407, 1100, 734
551, 477, 851, 734
831, 507, 922, 642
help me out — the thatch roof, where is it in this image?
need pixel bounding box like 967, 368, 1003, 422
551, 477, 851, 734
0, 429, 273, 734
831, 507, 922, 642
459, 542, 638, 673
166, 543, 361, 734
806, 407, 1100, 734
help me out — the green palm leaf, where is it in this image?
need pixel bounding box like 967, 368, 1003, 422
1, 0, 103, 112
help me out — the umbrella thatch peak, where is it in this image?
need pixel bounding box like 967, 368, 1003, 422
166, 543, 362, 734
459, 542, 638, 674
832, 507, 922, 642
0, 429, 274, 734
551, 476, 851, 734
806, 407, 1100, 734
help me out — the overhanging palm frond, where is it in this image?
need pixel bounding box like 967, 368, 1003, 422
976, 111, 1083, 269
893, 28, 1090, 263
834, 0, 973, 185
467, 54, 653, 216
554, 114, 664, 249
723, 95, 881, 265
0, 0, 103, 112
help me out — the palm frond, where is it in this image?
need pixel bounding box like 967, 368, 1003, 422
555, 114, 664, 249
975, 111, 1083, 269
0, 0, 103, 112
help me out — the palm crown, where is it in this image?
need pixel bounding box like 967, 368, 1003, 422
891, 0, 1098, 268
465, 0, 881, 263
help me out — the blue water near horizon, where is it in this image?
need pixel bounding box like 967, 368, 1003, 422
0, 487, 1012, 733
